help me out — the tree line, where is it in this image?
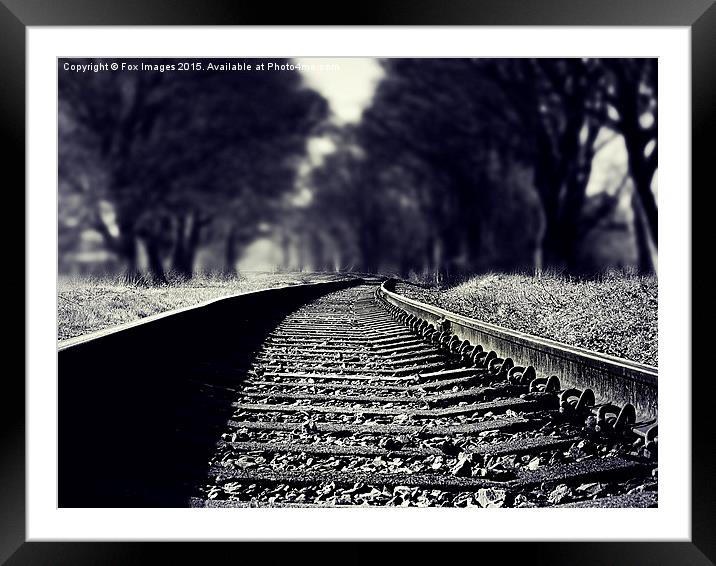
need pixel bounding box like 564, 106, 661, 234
59, 58, 328, 283
59, 58, 657, 283
298, 58, 657, 280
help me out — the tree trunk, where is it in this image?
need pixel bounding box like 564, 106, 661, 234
632, 191, 656, 274
357, 226, 379, 274
537, 162, 595, 275
280, 230, 291, 271
431, 239, 442, 286
423, 234, 434, 276
539, 200, 568, 273
121, 237, 142, 283
436, 226, 467, 285
93, 211, 141, 283
315, 236, 327, 272
463, 209, 484, 274
172, 214, 201, 279
224, 228, 239, 277
398, 254, 412, 280
533, 146, 568, 273
609, 59, 658, 248
143, 238, 167, 285
171, 215, 189, 278
532, 99, 596, 274
624, 136, 658, 248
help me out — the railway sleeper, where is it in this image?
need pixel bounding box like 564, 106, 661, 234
231, 396, 554, 419
240, 373, 486, 394
226, 415, 539, 436
214, 435, 578, 460
236, 384, 525, 407
207, 457, 651, 494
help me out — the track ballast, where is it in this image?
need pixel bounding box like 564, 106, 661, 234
195, 284, 657, 508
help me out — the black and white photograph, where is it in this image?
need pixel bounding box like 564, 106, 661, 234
56, 56, 659, 510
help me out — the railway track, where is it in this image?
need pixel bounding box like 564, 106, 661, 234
193, 283, 658, 508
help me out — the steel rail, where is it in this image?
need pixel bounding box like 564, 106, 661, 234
377, 279, 658, 420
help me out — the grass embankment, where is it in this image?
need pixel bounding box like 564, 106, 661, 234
58, 271, 352, 341
395, 272, 657, 366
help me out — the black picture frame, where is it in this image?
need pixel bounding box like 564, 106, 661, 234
4, 0, 713, 563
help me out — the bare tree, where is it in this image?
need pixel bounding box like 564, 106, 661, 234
59, 58, 328, 282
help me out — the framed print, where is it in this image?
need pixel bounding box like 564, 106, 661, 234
5, 0, 714, 563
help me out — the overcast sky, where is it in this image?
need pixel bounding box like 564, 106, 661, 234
297, 58, 384, 124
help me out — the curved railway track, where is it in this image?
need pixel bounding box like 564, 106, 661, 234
193, 282, 658, 508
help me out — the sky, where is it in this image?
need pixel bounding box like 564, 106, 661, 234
296, 58, 384, 124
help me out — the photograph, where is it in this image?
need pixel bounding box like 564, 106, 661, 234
57, 56, 658, 509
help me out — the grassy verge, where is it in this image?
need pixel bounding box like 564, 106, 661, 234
58, 271, 353, 341
395, 272, 657, 366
